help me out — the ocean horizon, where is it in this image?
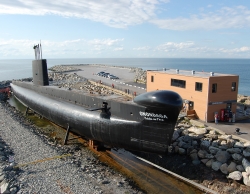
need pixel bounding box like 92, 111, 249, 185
1, 58, 249, 96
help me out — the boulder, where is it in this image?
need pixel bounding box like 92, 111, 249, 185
198, 150, 208, 159
228, 162, 237, 173
178, 148, 186, 155
232, 153, 243, 162
226, 139, 235, 148
172, 131, 179, 141
190, 152, 198, 161
236, 165, 245, 172
183, 135, 192, 143
218, 134, 232, 140
201, 159, 209, 164
188, 127, 207, 135
220, 163, 229, 174
242, 172, 250, 186
211, 140, 220, 148
228, 171, 243, 181
227, 148, 242, 154
209, 146, 221, 155
234, 142, 245, 149
242, 158, 250, 174
206, 159, 215, 168
188, 133, 204, 139
212, 161, 222, 171
192, 160, 201, 165
243, 147, 250, 157
215, 150, 231, 163
200, 140, 211, 151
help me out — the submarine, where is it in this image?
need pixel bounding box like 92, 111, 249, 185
11, 57, 182, 154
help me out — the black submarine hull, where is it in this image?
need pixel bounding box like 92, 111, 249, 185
11, 81, 182, 154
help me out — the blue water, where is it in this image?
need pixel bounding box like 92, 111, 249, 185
0, 58, 249, 95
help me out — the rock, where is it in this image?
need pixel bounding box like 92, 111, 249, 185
190, 152, 198, 161
201, 159, 209, 164
236, 165, 245, 172
242, 172, 250, 186
243, 147, 250, 157
183, 135, 192, 143
232, 153, 243, 162
218, 134, 232, 140
192, 160, 201, 165
244, 142, 250, 148
226, 139, 235, 148
178, 141, 187, 148
0, 181, 9, 194
168, 145, 173, 153
228, 171, 243, 181
172, 131, 179, 141
215, 150, 230, 163
220, 140, 228, 149
206, 159, 215, 168
212, 161, 222, 171
188, 127, 207, 135
242, 158, 250, 174
227, 148, 242, 154
198, 150, 207, 159
228, 162, 237, 173
234, 142, 245, 149
209, 146, 220, 155
0, 174, 5, 182
211, 140, 220, 148
200, 140, 211, 151
191, 140, 198, 147
220, 163, 228, 174
174, 146, 179, 153
188, 133, 204, 139
178, 148, 186, 155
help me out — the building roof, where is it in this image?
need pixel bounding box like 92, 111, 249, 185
148, 69, 238, 78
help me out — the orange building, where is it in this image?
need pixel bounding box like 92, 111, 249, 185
147, 69, 239, 122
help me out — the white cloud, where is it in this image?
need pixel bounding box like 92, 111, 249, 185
0, 0, 168, 28
133, 46, 150, 51
0, 38, 124, 58
114, 47, 123, 51
156, 41, 195, 52
150, 6, 250, 30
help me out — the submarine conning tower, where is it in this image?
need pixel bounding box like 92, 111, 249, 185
32, 59, 49, 86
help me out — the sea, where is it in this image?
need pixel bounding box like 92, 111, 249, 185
0, 58, 249, 96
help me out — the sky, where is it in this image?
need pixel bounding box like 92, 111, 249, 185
0, 0, 250, 59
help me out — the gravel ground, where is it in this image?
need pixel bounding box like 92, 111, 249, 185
0, 102, 144, 194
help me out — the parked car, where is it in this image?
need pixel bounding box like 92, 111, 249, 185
102, 73, 110, 78
108, 74, 119, 79
97, 71, 105, 76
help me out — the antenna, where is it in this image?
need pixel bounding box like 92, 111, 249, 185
40, 40, 43, 59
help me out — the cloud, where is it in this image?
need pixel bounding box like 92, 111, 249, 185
0, 0, 168, 28
133, 46, 150, 51
0, 38, 124, 58
150, 6, 250, 30
156, 41, 195, 52
114, 47, 124, 51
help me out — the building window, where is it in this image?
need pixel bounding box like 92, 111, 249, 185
151, 76, 154, 82
195, 82, 203, 92
212, 83, 217, 93
232, 82, 236, 91
171, 79, 186, 88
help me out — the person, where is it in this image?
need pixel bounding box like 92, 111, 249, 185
214, 113, 219, 125
112, 83, 114, 88
244, 105, 247, 116
232, 112, 235, 123
228, 111, 232, 122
